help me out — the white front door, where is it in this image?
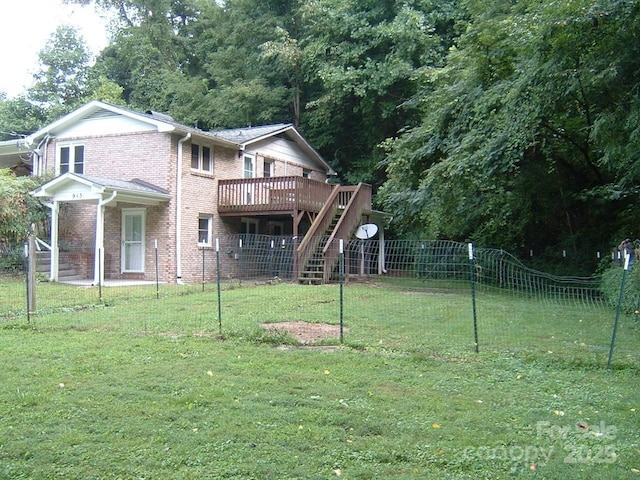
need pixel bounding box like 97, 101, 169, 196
122, 209, 145, 272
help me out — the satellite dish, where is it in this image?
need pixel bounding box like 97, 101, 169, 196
355, 223, 378, 240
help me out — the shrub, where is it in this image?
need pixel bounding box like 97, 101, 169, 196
599, 260, 640, 313
0, 244, 25, 274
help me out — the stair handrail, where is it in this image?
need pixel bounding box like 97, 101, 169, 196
35, 237, 52, 251
322, 183, 372, 281
296, 185, 342, 276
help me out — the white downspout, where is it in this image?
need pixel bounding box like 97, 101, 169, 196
34, 135, 50, 177
176, 133, 191, 283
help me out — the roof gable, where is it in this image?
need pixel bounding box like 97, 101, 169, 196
27, 101, 176, 144
212, 123, 336, 175
31, 172, 171, 206
22, 101, 335, 175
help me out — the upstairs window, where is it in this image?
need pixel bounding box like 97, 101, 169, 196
263, 160, 273, 178
302, 168, 311, 178
191, 144, 212, 173
58, 144, 84, 174
243, 154, 255, 178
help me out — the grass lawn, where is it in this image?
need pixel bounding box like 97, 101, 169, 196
0, 282, 639, 479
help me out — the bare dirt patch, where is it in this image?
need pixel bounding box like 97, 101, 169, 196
261, 321, 346, 345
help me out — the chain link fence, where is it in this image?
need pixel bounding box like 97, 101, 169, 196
1, 237, 637, 366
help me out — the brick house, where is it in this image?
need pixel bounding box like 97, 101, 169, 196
3, 101, 379, 284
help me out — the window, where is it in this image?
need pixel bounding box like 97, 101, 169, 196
269, 221, 284, 236
243, 155, 255, 178
58, 144, 84, 174
263, 160, 273, 178
191, 144, 213, 173
241, 218, 259, 235
302, 168, 311, 178
198, 214, 213, 246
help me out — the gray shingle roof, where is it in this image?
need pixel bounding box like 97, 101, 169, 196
79, 175, 170, 196
210, 123, 292, 144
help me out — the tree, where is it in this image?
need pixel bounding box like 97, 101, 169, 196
379, 0, 640, 270
0, 94, 46, 141
297, 0, 458, 186
28, 25, 92, 119
0, 169, 47, 246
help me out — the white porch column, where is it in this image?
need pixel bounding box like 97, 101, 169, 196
378, 224, 387, 275
94, 193, 117, 285
94, 203, 105, 286
50, 201, 59, 282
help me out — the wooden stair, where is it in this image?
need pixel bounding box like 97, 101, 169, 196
35, 250, 84, 282
297, 183, 372, 284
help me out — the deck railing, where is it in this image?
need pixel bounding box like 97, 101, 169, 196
218, 176, 334, 214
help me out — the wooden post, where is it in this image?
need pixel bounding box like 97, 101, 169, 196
27, 235, 37, 313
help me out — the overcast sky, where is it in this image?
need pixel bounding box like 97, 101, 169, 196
0, 0, 111, 99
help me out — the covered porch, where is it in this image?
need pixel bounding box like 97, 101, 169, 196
31, 173, 171, 285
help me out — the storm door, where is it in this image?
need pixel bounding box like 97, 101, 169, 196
121, 209, 145, 272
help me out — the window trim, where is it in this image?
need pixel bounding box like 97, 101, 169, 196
191, 143, 213, 173
198, 214, 214, 247
243, 154, 255, 179
57, 142, 85, 175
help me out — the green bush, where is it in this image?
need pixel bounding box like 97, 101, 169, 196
599, 261, 640, 313
0, 244, 24, 274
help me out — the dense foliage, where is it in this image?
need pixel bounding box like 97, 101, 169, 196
379, 0, 640, 271
1, 0, 638, 272
0, 169, 47, 245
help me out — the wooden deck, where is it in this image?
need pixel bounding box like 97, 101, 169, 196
217, 176, 334, 215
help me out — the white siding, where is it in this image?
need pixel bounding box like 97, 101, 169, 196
246, 137, 320, 171
55, 114, 158, 139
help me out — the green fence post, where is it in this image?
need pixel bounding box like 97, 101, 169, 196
24, 243, 31, 323
216, 238, 222, 335
608, 253, 630, 368
155, 239, 159, 300
469, 243, 479, 353
202, 245, 206, 292
339, 239, 344, 344
238, 238, 243, 286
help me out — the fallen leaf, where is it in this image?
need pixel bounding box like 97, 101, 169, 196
432, 423, 440, 429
